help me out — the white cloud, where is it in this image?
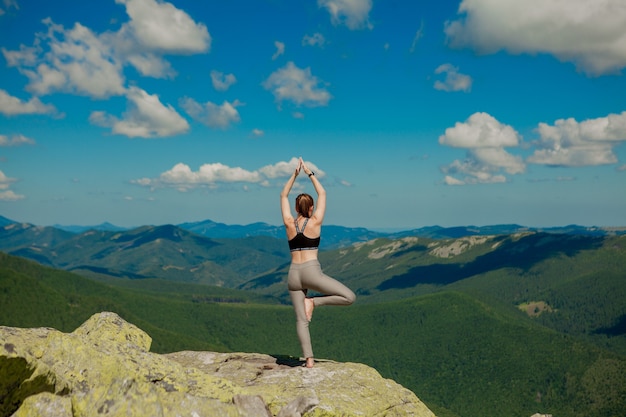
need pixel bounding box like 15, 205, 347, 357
0, 89, 56, 116
444, 0, 626, 76
318, 0, 373, 30
15, 20, 126, 98
2, 0, 210, 98
0, 134, 35, 147
133, 162, 263, 190
89, 86, 189, 138
303, 33, 326, 48
527, 111, 626, 167
441, 158, 508, 185
109, 0, 210, 78
133, 157, 328, 191
0, 170, 24, 200
210, 70, 236, 91
0, 0, 18, 15
0, 190, 24, 200
180, 97, 241, 129
115, 0, 210, 54
433, 64, 473, 93
439, 112, 525, 184
2, 45, 38, 67
251, 128, 264, 137
443, 175, 465, 186
258, 158, 301, 179
439, 112, 520, 148
258, 157, 323, 179
263, 61, 331, 108
272, 41, 285, 60
409, 21, 424, 53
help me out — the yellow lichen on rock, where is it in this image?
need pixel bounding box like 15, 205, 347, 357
1, 312, 437, 417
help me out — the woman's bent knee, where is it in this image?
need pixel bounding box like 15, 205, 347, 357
345, 290, 356, 305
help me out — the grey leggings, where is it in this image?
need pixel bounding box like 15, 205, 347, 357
288, 260, 356, 359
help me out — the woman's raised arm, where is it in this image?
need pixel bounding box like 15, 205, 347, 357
300, 158, 326, 224
280, 160, 301, 225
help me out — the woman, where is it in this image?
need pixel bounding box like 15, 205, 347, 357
280, 157, 356, 368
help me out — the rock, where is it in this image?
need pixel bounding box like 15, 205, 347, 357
1, 312, 436, 417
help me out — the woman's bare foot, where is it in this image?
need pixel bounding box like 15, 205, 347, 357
304, 297, 315, 322
305, 357, 314, 368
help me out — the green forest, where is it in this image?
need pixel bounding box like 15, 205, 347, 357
2, 232, 626, 417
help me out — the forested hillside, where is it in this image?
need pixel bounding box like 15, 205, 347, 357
2, 243, 625, 417
0, 223, 290, 286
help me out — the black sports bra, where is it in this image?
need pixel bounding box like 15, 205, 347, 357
288, 218, 320, 252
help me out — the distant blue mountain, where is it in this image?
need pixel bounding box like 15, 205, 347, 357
53, 222, 129, 234
390, 224, 625, 239
176, 220, 626, 248
5, 215, 625, 249
177, 219, 284, 239
0, 215, 16, 227
177, 219, 384, 249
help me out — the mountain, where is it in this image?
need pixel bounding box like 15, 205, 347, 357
0, 215, 16, 227
0, 222, 75, 265
7, 215, 625, 249
0, 223, 290, 287
390, 224, 626, 238
53, 221, 129, 233
178, 219, 284, 239
244, 232, 626, 354
178, 219, 626, 243
177, 219, 385, 249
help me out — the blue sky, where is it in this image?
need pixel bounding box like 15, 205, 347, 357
1, 0, 625, 230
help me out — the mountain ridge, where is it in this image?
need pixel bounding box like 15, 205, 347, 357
2, 214, 625, 244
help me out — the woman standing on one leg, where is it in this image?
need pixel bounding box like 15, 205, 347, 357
280, 157, 356, 368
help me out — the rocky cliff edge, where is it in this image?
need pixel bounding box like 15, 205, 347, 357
1, 312, 436, 417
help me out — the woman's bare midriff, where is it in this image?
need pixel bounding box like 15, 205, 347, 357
290, 249, 319, 264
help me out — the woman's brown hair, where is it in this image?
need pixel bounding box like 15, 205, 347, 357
295, 193, 314, 218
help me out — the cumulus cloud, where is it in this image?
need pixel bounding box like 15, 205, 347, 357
0, 190, 24, 200
251, 128, 264, 137
0, 0, 18, 15
0, 89, 56, 115
272, 41, 285, 60
180, 97, 241, 129
303, 33, 326, 48
115, 0, 210, 54
210, 70, 236, 91
0, 134, 35, 147
263, 62, 331, 108
8, 19, 127, 98
89, 86, 189, 138
0, 170, 24, 201
318, 0, 373, 30
444, 0, 626, 76
439, 112, 525, 184
1, 0, 210, 98
258, 157, 324, 180
132, 157, 328, 191
433, 64, 473, 92
527, 111, 626, 167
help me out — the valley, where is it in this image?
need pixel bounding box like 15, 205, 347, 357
1, 216, 625, 417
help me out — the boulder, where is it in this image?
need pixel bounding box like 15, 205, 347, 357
1, 312, 436, 417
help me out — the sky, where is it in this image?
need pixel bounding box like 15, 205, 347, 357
1, 0, 625, 230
